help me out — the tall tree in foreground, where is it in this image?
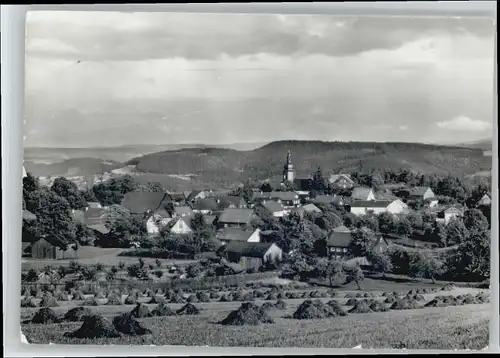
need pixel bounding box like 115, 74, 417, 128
408, 251, 444, 284
311, 166, 326, 196
51, 177, 87, 210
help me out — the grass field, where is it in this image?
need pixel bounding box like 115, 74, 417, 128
20, 287, 490, 349
21, 247, 197, 270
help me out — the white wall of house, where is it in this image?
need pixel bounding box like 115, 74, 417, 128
170, 218, 193, 234
263, 244, 283, 262
386, 200, 408, 215
350, 206, 386, 216
423, 189, 435, 200
193, 209, 212, 215
146, 216, 172, 235
271, 210, 286, 217
428, 199, 439, 208
247, 229, 261, 243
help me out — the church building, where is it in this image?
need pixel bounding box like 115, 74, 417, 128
282, 150, 295, 184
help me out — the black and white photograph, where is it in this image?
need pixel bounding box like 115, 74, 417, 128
20, 10, 495, 349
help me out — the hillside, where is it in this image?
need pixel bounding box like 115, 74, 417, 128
24, 158, 123, 178
453, 139, 493, 151
127, 140, 492, 189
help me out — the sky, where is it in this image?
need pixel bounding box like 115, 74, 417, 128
24, 11, 495, 148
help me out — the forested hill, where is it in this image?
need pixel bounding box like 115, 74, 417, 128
128, 140, 491, 185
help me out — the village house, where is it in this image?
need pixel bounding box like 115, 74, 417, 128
351, 187, 376, 201
260, 200, 286, 217
146, 208, 172, 235
167, 216, 194, 235
477, 194, 491, 206
349, 199, 408, 216
407, 186, 435, 201
313, 194, 337, 205
86, 201, 103, 209
268, 191, 301, 208
184, 190, 208, 203
203, 215, 217, 226
170, 205, 194, 218
165, 192, 186, 204
217, 208, 255, 229
290, 203, 322, 217
216, 227, 261, 245
323, 225, 352, 260
28, 236, 79, 260
191, 198, 219, 215
218, 241, 283, 271
436, 206, 464, 225
293, 177, 312, 192
121, 192, 168, 216
204, 189, 233, 198
328, 174, 355, 191
87, 222, 110, 244
215, 196, 248, 210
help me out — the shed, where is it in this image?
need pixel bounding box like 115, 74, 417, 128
30, 236, 78, 260
219, 241, 282, 271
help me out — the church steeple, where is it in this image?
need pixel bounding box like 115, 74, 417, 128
282, 150, 295, 184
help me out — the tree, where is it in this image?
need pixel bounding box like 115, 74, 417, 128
24, 188, 77, 242
447, 229, 490, 281
445, 218, 469, 246
408, 252, 444, 284
432, 221, 448, 247
145, 181, 164, 192
75, 222, 96, 246
316, 258, 346, 288
82, 189, 98, 202
397, 217, 413, 237
23, 173, 39, 193
388, 246, 411, 275
348, 227, 378, 257
51, 177, 87, 210
260, 182, 273, 193
311, 166, 326, 196
356, 214, 379, 232
378, 212, 397, 234
463, 208, 489, 236
344, 263, 364, 290
369, 172, 384, 192
366, 249, 393, 278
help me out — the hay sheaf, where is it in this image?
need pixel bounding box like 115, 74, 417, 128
384, 296, 397, 304
196, 292, 211, 302
187, 294, 200, 303
349, 300, 373, 314
261, 302, 276, 311
131, 303, 152, 318
293, 299, 338, 320
275, 299, 287, 310
31, 307, 61, 324
169, 294, 186, 304
64, 307, 92, 322
369, 300, 389, 312
39, 295, 59, 308
80, 297, 100, 307
391, 298, 419, 310
148, 296, 167, 304
106, 294, 123, 306
112, 312, 152, 336
151, 302, 176, 317
346, 298, 358, 306
176, 303, 200, 315
21, 296, 38, 308
124, 294, 138, 305
71, 290, 86, 301
220, 302, 274, 326
326, 300, 347, 316
53, 291, 70, 301
233, 290, 254, 302
64, 314, 121, 339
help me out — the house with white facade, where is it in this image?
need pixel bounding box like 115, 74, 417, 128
349, 199, 408, 216
351, 187, 376, 201
216, 227, 261, 245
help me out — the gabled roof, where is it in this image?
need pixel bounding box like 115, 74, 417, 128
218, 208, 254, 224
314, 195, 336, 204
301, 203, 322, 213
37, 236, 69, 249
87, 223, 110, 235
217, 227, 259, 242
269, 191, 299, 201
185, 190, 204, 202
443, 206, 464, 214
206, 189, 233, 197
166, 192, 185, 201
350, 200, 393, 208
221, 241, 276, 258
351, 187, 373, 200
261, 200, 284, 213
409, 186, 433, 197
173, 206, 194, 216
84, 208, 105, 219
22, 210, 37, 221
192, 198, 219, 211
153, 208, 172, 218
328, 174, 355, 184
326, 231, 352, 248
121, 192, 167, 214
333, 225, 352, 233
216, 196, 246, 209
166, 216, 193, 231
87, 202, 102, 208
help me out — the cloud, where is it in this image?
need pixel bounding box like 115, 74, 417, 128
436, 116, 492, 132
25, 12, 495, 61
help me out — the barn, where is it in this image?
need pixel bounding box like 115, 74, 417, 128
30, 236, 79, 260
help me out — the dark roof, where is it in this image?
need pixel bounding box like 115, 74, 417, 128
269, 191, 298, 201
261, 200, 284, 213
222, 241, 276, 258
173, 206, 194, 216
203, 215, 217, 225
218, 208, 254, 224
87, 223, 110, 235
185, 190, 203, 202
409, 186, 433, 197
329, 174, 355, 184
350, 200, 394, 208
23, 210, 37, 221
192, 198, 220, 211
153, 208, 171, 218
293, 178, 312, 191
121, 192, 167, 214
166, 192, 185, 201
314, 195, 336, 204
216, 196, 246, 209
84, 208, 105, 219
326, 231, 352, 248
36, 236, 69, 249
351, 187, 373, 200
217, 228, 259, 242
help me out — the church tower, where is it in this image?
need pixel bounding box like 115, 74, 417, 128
282, 150, 295, 184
